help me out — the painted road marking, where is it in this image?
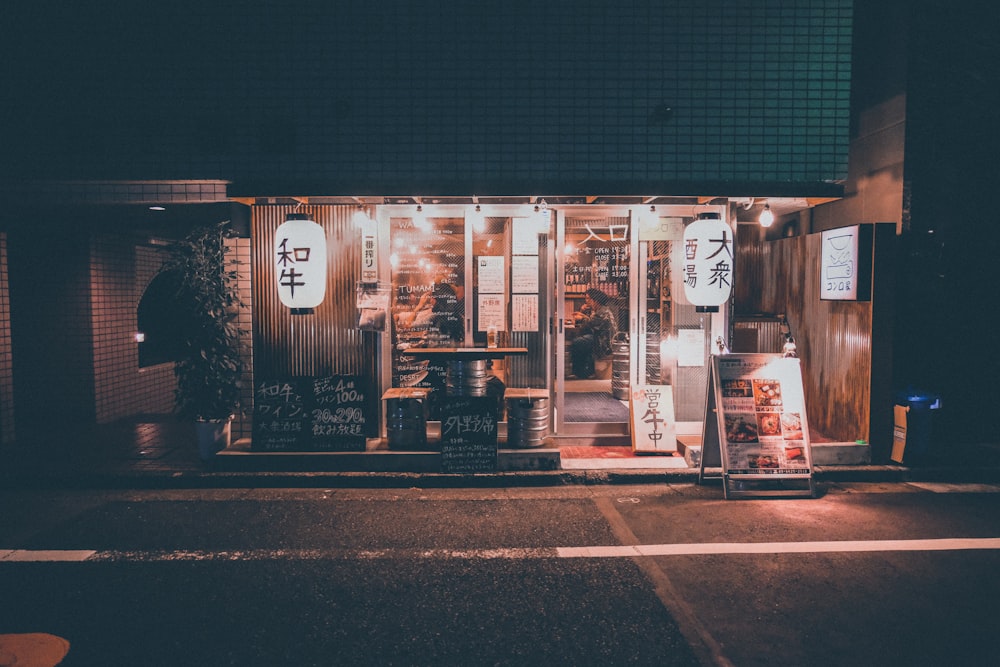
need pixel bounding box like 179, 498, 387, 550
557, 537, 1000, 558
0, 549, 96, 562
2, 538, 1000, 562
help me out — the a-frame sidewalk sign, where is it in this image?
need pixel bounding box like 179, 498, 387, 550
698, 353, 815, 499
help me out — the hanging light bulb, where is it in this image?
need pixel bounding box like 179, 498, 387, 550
759, 203, 774, 228
352, 205, 369, 229
468, 203, 485, 233
413, 203, 429, 231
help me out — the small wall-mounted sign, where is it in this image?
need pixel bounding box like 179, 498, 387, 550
360, 216, 378, 285
820, 224, 872, 301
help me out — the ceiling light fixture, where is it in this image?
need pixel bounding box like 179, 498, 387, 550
759, 203, 774, 228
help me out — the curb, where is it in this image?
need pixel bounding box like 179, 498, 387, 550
5, 465, 1000, 490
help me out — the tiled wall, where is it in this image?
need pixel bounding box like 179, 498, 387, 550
2, 1, 853, 189
91, 235, 175, 423
0, 233, 14, 444
229, 236, 254, 441
89, 234, 253, 431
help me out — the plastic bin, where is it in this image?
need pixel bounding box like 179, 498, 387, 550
892, 390, 941, 464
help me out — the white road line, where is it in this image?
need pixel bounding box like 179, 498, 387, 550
0, 549, 96, 562
557, 537, 1000, 558
2, 539, 1000, 562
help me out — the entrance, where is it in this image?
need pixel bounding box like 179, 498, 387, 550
378, 202, 727, 447
552, 205, 727, 442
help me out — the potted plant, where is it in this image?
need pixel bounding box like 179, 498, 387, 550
164, 220, 246, 461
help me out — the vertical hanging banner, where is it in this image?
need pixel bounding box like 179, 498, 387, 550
360, 216, 378, 285
275, 213, 327, 310
682, 214, 733, 308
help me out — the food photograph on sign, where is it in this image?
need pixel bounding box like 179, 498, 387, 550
724, 413, 759, 443
756, 412, 782, 437
751, 379, 783, 408
780, 412, 804, 440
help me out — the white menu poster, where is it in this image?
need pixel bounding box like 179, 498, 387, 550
511, 294, 538, 332
511, 255, 539, 293
511, 218, 539, 255
478, 293, 506, 331
477, 256, 505, 294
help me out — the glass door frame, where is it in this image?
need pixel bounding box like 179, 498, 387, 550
551, 203, 730, 438
552, 205, 637, 436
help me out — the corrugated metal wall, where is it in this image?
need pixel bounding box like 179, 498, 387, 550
735, 224, 874, 442
252, 205, 375, 379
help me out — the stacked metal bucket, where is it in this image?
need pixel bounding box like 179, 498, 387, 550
386, 390, 429, 450
611, 337, 630, 400
506, 390, 550, 448
446, 359, 489, 396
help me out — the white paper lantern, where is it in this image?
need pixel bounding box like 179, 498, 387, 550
274, 214, 327, 309
681, 214, 733, 307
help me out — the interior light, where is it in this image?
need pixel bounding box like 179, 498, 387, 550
469, 204, 485, 233
352, 206, 370, 229
148, 206, 165, 211
413, 204, 429, 231
759, 203, 774, 228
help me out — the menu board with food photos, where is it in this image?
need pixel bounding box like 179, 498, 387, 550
699, 354, 814, 499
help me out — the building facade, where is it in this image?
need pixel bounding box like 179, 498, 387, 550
4, 2, 947, 465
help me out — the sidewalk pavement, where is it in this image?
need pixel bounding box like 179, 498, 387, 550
2, 417, 1000, 490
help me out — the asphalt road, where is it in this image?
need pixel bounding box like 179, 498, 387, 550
2, 481, 999, 666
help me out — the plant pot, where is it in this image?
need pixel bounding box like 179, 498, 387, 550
195, 417, 232, 461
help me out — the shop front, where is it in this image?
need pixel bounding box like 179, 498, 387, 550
243, 199, 742, 469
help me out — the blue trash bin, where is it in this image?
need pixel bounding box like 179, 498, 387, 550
895, 390, 942, 463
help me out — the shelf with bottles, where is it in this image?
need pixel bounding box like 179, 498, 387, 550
565, 263, 592, 293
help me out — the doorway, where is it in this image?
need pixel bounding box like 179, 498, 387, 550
552, 205, 727, 442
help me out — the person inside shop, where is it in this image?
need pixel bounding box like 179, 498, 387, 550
570, 288, 617, 379
396, 288, 436, 332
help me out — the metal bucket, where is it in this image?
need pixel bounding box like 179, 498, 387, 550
447, 359, 489, 396
386, 397, 427, 450
506, 397, 549, 448
612, 340, 630, 400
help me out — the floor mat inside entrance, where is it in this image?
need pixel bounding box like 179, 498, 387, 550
563, 392, 630, 422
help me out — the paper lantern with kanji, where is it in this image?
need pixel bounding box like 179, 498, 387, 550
274, 214, 327, 309
681, 214, 733, 307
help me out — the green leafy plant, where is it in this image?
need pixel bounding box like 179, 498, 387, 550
164, 220, 246, 421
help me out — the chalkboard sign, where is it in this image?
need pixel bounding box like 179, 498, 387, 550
438, 396, 498, 473
252, 375, 368, 452
252, 377, 310, 451
307, 375, 367, 451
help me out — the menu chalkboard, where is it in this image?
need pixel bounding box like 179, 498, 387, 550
252, 377, 310, 451
438, 396, 498, 473
252, 375, 368, 452
307, 375, 368, 451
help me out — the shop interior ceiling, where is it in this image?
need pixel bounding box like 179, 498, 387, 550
237, 195, 836, 225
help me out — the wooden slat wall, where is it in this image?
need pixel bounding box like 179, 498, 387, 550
736, 225, 874, 443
